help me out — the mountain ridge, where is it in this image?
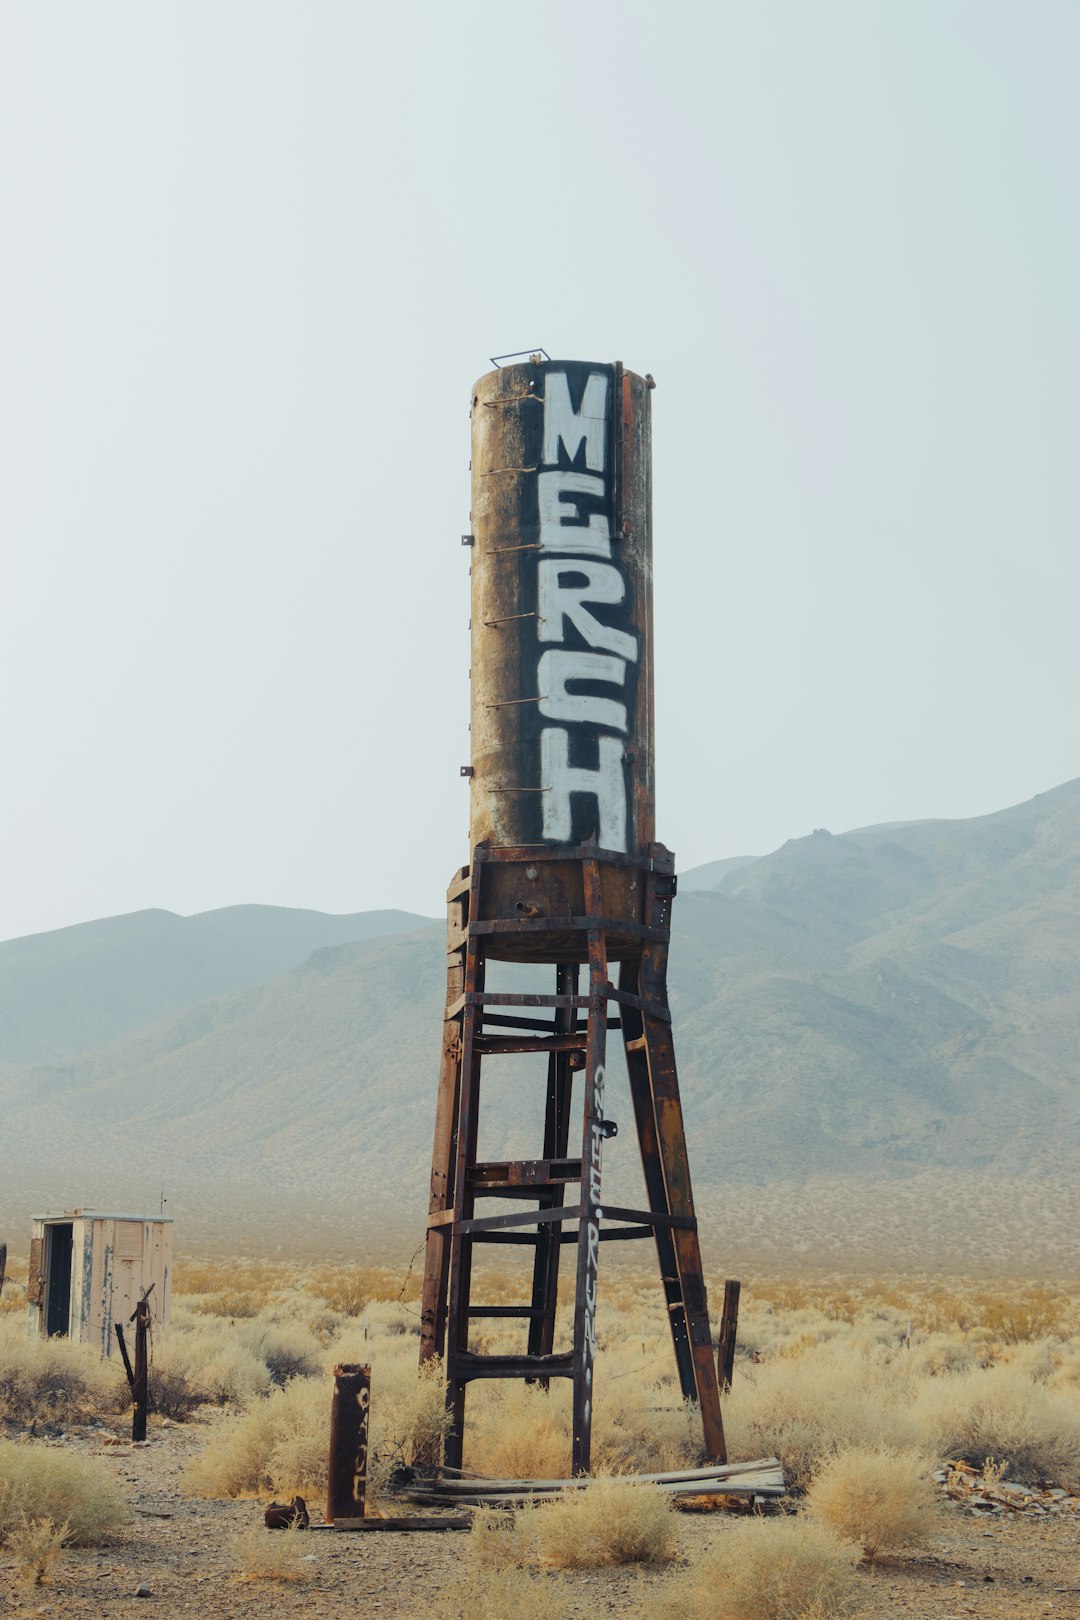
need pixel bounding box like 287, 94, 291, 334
2, 780, 1077, 1270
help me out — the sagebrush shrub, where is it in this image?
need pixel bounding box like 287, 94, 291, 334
6, 1515, 69, 1584
0, 1317, 125, 1425
150, 1317, 272, 1408
722, 1340, 922, 1488
464, 1383, 571, 1480
914, 1363, 1080, 1486
532, 1478, 680, 1568
471, 1480, 679, 1572
439, 1564, 575, 1620
668, 1517, 861, 1620
805, 1446, 935, 1561
186, 1351, 447, 1501
232, 1518, 311, 1582
0, 1440, 125, 1546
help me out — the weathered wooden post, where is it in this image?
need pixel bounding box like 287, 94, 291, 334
717, 1278, 741, 1392
326, 1363, 371, 1525
132, 1294, 150, 1441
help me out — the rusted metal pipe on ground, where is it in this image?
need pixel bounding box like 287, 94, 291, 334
326, 1363, 371, 1524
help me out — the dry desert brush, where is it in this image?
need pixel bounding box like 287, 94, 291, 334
470, 1478, 679, 1572
0, 1439, 126, 1546
232, 1517, 312, 1583
5, 1515, 69, 1585
533, 1477, 680, 1568
186, 1350, 447, 1502
805, 1445, 936, 1562
914, 1362, 1080, 1486
666, 1517, 862, 1620
439, 1563, 577, 1620
0, 1314, 126, 1426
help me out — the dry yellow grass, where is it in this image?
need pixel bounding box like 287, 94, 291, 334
470, 1479, 679, 1571
914, 1362, 1080, 1486
0, 1440, 126, 1546
135, 1259, 1080, 1512
185, 1332, 447, 1502
437, 1564, 577, 1620
231, 1517, 312, 1582
805, 1445, 936, 1561
532, 1478, 680, 1568
722, 1340, 923, 1488
5, 1515, 69, 1585
0, 1314, 126, 1425
662, 1517, 862, 1620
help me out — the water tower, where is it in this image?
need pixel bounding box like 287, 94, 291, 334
418, 355, 724, 1474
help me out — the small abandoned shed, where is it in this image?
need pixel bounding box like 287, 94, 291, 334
27, 1210, 172, 1356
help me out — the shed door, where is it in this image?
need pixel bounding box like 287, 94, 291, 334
45, 1224, 74, 1337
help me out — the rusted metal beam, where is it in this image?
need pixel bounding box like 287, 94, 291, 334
468, 916, 667, 942
443, 863, 485, 1470
468, 1305, 548, 1318
527, 961, 576, 1384
455, 1205, 581, 1236
456, 1351, 575, 1381
447, 992, 591, 1018
632, 862, 726, 1463
596, 1207, 696, 1230
474, 1032, 585, 1055
326, 1364, 371, 1524
468, 1156, 582, 1189
419, 885, 469, 1368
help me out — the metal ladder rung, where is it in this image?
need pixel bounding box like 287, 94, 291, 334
467, 1159, 582, 1193
454, 1351, 576, 1381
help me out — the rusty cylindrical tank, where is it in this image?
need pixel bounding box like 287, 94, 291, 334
467, 358, 656, 961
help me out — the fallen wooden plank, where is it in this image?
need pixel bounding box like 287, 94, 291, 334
422, 1472, 785, 1498
426, 1458, 783, 1494
406, 1473, 786, 1508
324, 1515, 472, 1532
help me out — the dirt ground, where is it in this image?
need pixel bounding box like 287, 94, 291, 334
1, 1416, 1078, 1619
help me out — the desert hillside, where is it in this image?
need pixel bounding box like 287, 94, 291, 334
1, 780, 1077, 1270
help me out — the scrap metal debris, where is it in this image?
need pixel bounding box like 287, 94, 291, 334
939, 1460, 1080, 1517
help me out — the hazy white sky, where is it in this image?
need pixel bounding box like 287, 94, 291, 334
2, 1, 1076, 942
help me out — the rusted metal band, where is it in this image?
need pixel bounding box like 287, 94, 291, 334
603, 985, 672, 1022
596, 1206, 696, 1231
468, 916, 668, 941
446, 991, 591, 1018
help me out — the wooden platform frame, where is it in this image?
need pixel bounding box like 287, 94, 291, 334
419, 843, 726, 1476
